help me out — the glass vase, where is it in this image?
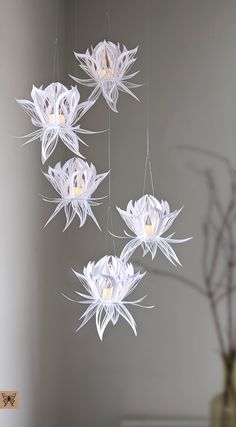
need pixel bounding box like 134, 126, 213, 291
211, 354, 236, 427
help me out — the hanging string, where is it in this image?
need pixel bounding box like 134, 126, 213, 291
143, 128, 155, 196
106, 0, 111, 40
104, 1, 116, 255
52, 0, 60, 81
105, 110, 116, 255
142, 0, 155, 197
108, 110, 111, 207
74, 0, 78, 74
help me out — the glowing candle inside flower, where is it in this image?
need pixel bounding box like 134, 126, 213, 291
101, 287, 113, 300
44, 157, 108, 230
48, 113, 65, 125
72, 177, 85, 197
74, 185, 83, 197
67, 177, 85, 198
145, 216, 155, 236
101, 49, 113, 77
101, 68, 108, 77
72, 41, 139, 112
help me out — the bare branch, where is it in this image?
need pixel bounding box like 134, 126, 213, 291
215, 285, 236, 305
172, 145, 236, 354
135, 261, 207, 296
176, 145, 233, 170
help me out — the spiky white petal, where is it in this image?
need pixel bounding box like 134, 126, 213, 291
117, 194, 192, 264
43, 157, 109, 230
17, 82, 95, 163
63, 256, 153, 340
71, 40, 141, 112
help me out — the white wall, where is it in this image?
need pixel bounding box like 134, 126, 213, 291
0, 1, 67, 426
62, 1, 236, 426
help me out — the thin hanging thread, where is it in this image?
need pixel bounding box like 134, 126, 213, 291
104, 1, 116, 255
105, 110, 116, 255
106, 0, 111, 39
74, 0, 78, 74
145, 0, 150, 131
142, 0, 155, 197
143, 128, 155, 196
52, 0, 60, 81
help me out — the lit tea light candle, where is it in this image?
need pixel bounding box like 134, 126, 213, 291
101, 67, 114, 77
144, 216, 155, 236
48, 113, 65, 125
101, 287, 113, 300
73, 178, 85, 197
67, 176, 85, 198
102, 68, 108, 77
73, 185, 83, 197
101, 49, 113, 78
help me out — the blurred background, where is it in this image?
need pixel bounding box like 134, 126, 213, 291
1, 0, 236, 426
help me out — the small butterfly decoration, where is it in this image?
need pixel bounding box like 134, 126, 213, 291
2, 392, 16, 407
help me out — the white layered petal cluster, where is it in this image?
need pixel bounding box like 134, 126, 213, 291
117, 194, 192, 265
44, 157, 109, 230
71, 40, 140, 112
63, 255, 153, 340
17, 82, 94, 163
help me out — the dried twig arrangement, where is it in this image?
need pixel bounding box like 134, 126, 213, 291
136, 146, 236, 358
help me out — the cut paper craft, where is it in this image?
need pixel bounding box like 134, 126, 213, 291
15, 37, 192, 341
62, 255, 153, 340
43, 157, 109, 230
17, 82, 95, 163
71, 40, 140, 112
117, 194, 192, 264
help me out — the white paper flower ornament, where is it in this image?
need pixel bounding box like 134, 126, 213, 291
71, 40, 140, 112
62, 255, 153, 340
43, 157, 109, 231
17, 82, 95, 163
117, 194, 192, 265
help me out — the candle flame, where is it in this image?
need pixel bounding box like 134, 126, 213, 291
48, 113, 65, 125
145, 216, 155, 236
101, 48, 113, 77
145, 224, 155, 235
74, 186, 83, 197
101, 287, 113, 300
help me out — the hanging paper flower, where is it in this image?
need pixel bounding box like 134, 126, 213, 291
17, 82, 95, 164
43, 157, 109, 230
117, 194, 192, 265
71, 40, 140, 112
62, 255, 153, 340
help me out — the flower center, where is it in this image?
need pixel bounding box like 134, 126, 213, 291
48, 113, 65, 125
101, 67, 113, 77
101, 287, 113, 301
145, 216, 155, 236
69, 176, 85, 198
73, 185, 83, 197
101, 49, 114, 78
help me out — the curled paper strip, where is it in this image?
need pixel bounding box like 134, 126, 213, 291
117, 194, 192, 264
62, 255, 154, 340
43, 157, 109, 230
71, 40, 141, 112
17, 82, 95, 163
